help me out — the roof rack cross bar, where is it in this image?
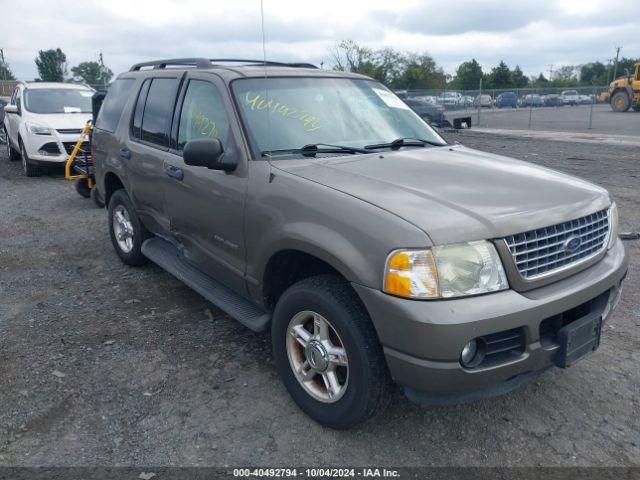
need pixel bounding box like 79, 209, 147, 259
129, 58, 317, 71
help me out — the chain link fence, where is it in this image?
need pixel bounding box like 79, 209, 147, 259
394, 85, 640, 136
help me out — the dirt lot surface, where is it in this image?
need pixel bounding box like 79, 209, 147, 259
0, 131, 638, 467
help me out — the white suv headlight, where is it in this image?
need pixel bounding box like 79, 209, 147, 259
26, 122, 53, 136
384, 241, 509, 299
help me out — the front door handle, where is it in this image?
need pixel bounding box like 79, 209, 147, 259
119, 147, 131, 159
165, 165, 184, 181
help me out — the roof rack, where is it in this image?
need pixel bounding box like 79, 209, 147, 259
129, 58, 317, 71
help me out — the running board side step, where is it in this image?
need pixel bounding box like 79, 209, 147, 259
141, 237, 271, 332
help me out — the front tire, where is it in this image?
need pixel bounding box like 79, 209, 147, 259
272, 275, 391, 429
611, 91, 630, 112
20, 141, 41, 177
107, 189, 149, 266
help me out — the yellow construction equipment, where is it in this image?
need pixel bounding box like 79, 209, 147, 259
64, 121, 95, 198
608, 62, 640, 112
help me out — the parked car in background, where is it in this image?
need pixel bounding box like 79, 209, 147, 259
459, 95, 475, 107
438, 91, 462, 109
579, 94, 593, 105
0, 96, 10, 144
92, 58, 627, 429
403, 98, 447, 127
542, 94, 563, 107
495, 92, 517, 108
561, 90, 580, 106
474, 94, 493, 107
3, 82, 94, 176
520, 94, 542, 107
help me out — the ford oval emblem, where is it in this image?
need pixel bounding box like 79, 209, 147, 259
564, 236, 582, 253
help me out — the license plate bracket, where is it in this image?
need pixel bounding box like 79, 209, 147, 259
554, 311, 602, 368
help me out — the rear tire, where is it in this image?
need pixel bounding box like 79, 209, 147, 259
272, 275, 392, 429
20, 141, 41, 177
107, 189, 149, 266
6, 132, 20, 161
611, 91, 630, 112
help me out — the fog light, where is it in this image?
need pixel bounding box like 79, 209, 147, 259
460, 340, 478, 367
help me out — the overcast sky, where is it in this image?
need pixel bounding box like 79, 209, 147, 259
1, 0, 638, 81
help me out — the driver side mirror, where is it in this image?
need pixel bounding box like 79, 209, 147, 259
4, 104, 19, 115
183, 138, 236, 172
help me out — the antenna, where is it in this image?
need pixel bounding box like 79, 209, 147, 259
260, 0, 271, 154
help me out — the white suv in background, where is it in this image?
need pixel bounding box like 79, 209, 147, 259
3, 82, 94, 176
561, 90, 580, 106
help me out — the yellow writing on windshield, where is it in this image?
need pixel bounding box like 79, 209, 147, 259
245, 91, 321, 132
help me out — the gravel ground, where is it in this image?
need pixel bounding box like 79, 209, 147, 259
0, 131, 638, 467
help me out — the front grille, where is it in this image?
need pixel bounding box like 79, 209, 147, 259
56, 128, 83, 135
504, 209, 610, 279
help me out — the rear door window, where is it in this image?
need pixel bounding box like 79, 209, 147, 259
140, 78, 179, 148
95, 78, 134, 132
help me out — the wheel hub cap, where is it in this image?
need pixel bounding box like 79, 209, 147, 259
305, 340, 329, 372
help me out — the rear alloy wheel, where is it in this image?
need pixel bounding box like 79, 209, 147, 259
20, 141, 41, 177
107, 189, 149, 266
611, 91, 630, 112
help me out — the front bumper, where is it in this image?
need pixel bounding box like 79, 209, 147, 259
22, 132, 83, 164
353, 238, 628, 403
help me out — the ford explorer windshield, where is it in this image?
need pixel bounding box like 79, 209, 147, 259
232, 77, 447, 158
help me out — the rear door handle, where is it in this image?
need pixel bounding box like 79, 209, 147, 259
165, 165, 184, 181
119, 147, 131, 159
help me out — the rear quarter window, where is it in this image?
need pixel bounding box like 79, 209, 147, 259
95, 78, 135, 133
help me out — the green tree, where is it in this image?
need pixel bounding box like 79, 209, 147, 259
392, 53, 444, 89
580, 62, 607, 85
71, 60, 113, 86
531, 73, 549, 87
452, 59, 483, 90
511, 65, 529, 88
35, 48, 67, 82
486, 61, 513, 89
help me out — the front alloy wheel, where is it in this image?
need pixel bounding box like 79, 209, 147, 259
286, 311, 349, 403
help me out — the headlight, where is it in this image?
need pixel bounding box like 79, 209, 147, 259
384, 241, 508, 299
607, 202, 618, 250
26, 122, 53, 136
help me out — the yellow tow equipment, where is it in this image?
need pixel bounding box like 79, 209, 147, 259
65, 121, 96, 200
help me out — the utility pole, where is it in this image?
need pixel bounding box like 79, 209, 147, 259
547, 64, 554, 81
612, 46, 622, 80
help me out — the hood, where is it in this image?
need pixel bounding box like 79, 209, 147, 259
27, 113, 92, 131
271, 145, 610, 245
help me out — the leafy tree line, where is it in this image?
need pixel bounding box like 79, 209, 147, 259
0, 48, 113, 86
34, 48, 113, 85
331, 41, 638, 91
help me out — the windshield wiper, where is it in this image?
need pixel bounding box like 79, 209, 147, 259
262, 143, 369, 158
364, 137, 445, 151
